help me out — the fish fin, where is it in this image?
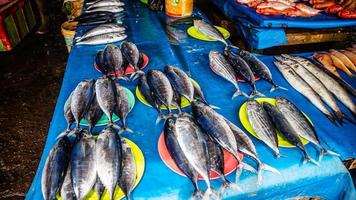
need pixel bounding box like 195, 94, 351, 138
129, 72, 137, 80
232, 89, 248, 99
155, 113, 166, 125
120, 127, 134, 134
342, 112, 356, 124
56, 129, 75, 140
222, 180, 242, 191
241, 162, 257, 174
318, 148, 340, 161
303, 155, 319, 166
270, 84, 288, 92
191, 189, 204, 200
202, 188, 219, 200
209, 104, 221, 110
334, 111, 344, 125
226, 44, 240, 51
249, 90, 265, 98
257, 163, 281, 185
118, 76, 130, 81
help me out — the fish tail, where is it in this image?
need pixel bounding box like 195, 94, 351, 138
225, 44, 240, 51
56, 129, 74, 140
222, 179, 242, 191
209, 104, 221, 110
202, 188, 219, 200
232, 89, 248, 99
341, 112, 356, 124
191, 189, 203, 200
155, 113, 167, 125
334, 111, 344, 125
257, 163, 281, 185
302, 155, 319, 166
249, 89, 265, 98
270, 84, 288, 92
318, 148, 340, 161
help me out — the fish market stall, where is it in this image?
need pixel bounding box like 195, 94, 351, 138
26, 0, 355, 199
210, 0, 356, 49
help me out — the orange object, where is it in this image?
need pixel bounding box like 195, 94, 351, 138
329, 53, 354, 77
325, 4, 343, 13
165, 0, 193, 17
338, 9, 356, 19
313, 1, 336, 9
314, 53, 340, 77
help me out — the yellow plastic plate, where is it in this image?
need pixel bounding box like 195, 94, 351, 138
239, 97, 310, 148
57, 138, 145, 200
187, 26, 230, 42
135, 79, 200, 110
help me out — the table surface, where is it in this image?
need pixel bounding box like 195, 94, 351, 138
26, 1, 356, 199
212, 0, 356, 29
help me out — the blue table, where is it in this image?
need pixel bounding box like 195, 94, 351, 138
26, 1, 355, 199
211, 0, 356, 49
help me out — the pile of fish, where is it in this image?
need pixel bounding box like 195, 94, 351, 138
95, 42, 146, 79
136, 66, 214, 123
237, 0, 321, 17
313, 46, 356, 77
209, 49, 286, 99
163, 102, 280, 198
42, 127, 138, 200
64, 77, 132, 134
246, 97, 339, 164
73, 0, 127, 45
309, 0, 356, 18
274, 54, 355, 125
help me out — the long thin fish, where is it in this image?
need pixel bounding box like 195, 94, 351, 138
76, 24, 125, 42
194, 19, 228, 46
119, 139, 137, 200
75, 33, 127, 46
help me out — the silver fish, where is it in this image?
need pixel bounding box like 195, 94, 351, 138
147, 70, 174, 113
114, 83, 131, 132
71, 130, 97, 200
87, 0, 125, 9
281, 54, 356, 119
194, 19, 227, 46
246, 99, 280, 157
76, 24, 125, 42
209, 51, 247, 99
85, 6, 124, 13
104, 44, 123, 72
95, 126, 122, 200
85, 92, 103, 133
119, 139, 136, 200
276, 97, 340, 160
71, 79, 95, 129
41, 137, 71, 200
276, 56, 345, 124
95, 76, 116, 123
274, 61, 336, 123
64, 92, 74, 130
164, 65, 194, 103
60, 164, 76, 200
75, 33, 127, 45
121, 41, 140, 73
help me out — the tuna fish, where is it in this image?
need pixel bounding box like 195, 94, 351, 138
104, 44, 124, 78
120, 41, 141, 76
194, 19, 229, 48
85, 92, 103, 133
147, 70, 174, 113
164, 65, 194, 103
64, 92, 74, 130
263, 102, 319, 165
114, 83, 132, 132
209, 51, 247, 99
60, 164, 76, 200
95, 76, 117, 124
76, 24, 125, 42
41, 137, 72, 200
71, 130, 97, 200
118, 139, 137, 200
96, 50, 111, 76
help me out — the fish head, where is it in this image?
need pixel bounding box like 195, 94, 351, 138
193, 19, 203, 27
191, 100, 208, 117
163, 65, 175, 73
164, 117, 176, 131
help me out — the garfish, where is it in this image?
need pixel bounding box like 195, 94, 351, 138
240, 50, 286, 92
263, 102, 319, 165
104, 44, 124, 78
71, 130, 97, 200
275, 97, 340, 161
71, 79, 95, 130
274, 61, 336, 123
114, 83, 132, 132
329, 49, 356, 72
76, 24, 125, 42
209, 51, 247, 99
164, 65, 194, 102
120, 41, 140, 76
224, 49, 263, 97
164, 117, 202, 198
118, 138, 137, 200
340, 50, 356, 65
328, 53, 353, 77
64, 92, 74, 130
85, 6, 124, 13
60, 164, 76, 200
246, 99, 280, 157
281, 54, 356, 120
95, 76, 117, 124
95, 126, 122, 200
194, 19, 228, 47
313, 53, 340, 77
75, 33, 127, 46
276, 56, 346, 124
41, 137, 71, 200
147, 70, 174, 113
93, 177, 105, 200
85, 91, 103, 133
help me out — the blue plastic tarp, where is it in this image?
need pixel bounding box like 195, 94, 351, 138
26, 1, 355, 199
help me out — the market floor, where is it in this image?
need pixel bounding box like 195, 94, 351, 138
0, 2, 67, 199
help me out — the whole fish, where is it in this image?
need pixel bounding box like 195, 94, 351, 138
95, 76, 117, 123
60, 164, 76, 200
295, 3, 321, 15
64, 92, 74, 130
120, 41, 140, 74
277, 55, 349, 124
42, 137, 71, 200
71, 130, 97, 200
257, 2, 293, 10
164, 65, 194, 102
313, 53, 340, 77
275, 97, 340, 160
119, 139, 136, 200
263, 102, 318, 165
209, 51, 247, 99
74, 11, 115, 21
96, 126, 122, 200
174, 114, 213, 197
75, 33, 127, 46
172, 88, 182, 113
136, 72, 163, 122
104, 44, 123, 74
71, 79, 95, 129
194, 19, 227, 46
224, 50, 263, 97
164, 117, 202, 198
85, 6, 124, 13
78, 18, 118, 27
93, 177, 105, 200
240, 50, 286, 92
147, 70, 174, 113
246, 99, 280, 157
281, 55, 356, 119
114, 83, 131, 132
85, 92, 103, 133
340, 50, 356, 65
328, 53, 353, 77
87, 0, 124, 9
274, 61, 336, 123
96, 50, 111, 76
329, 49, 356, 72
76, 24, 125, 42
